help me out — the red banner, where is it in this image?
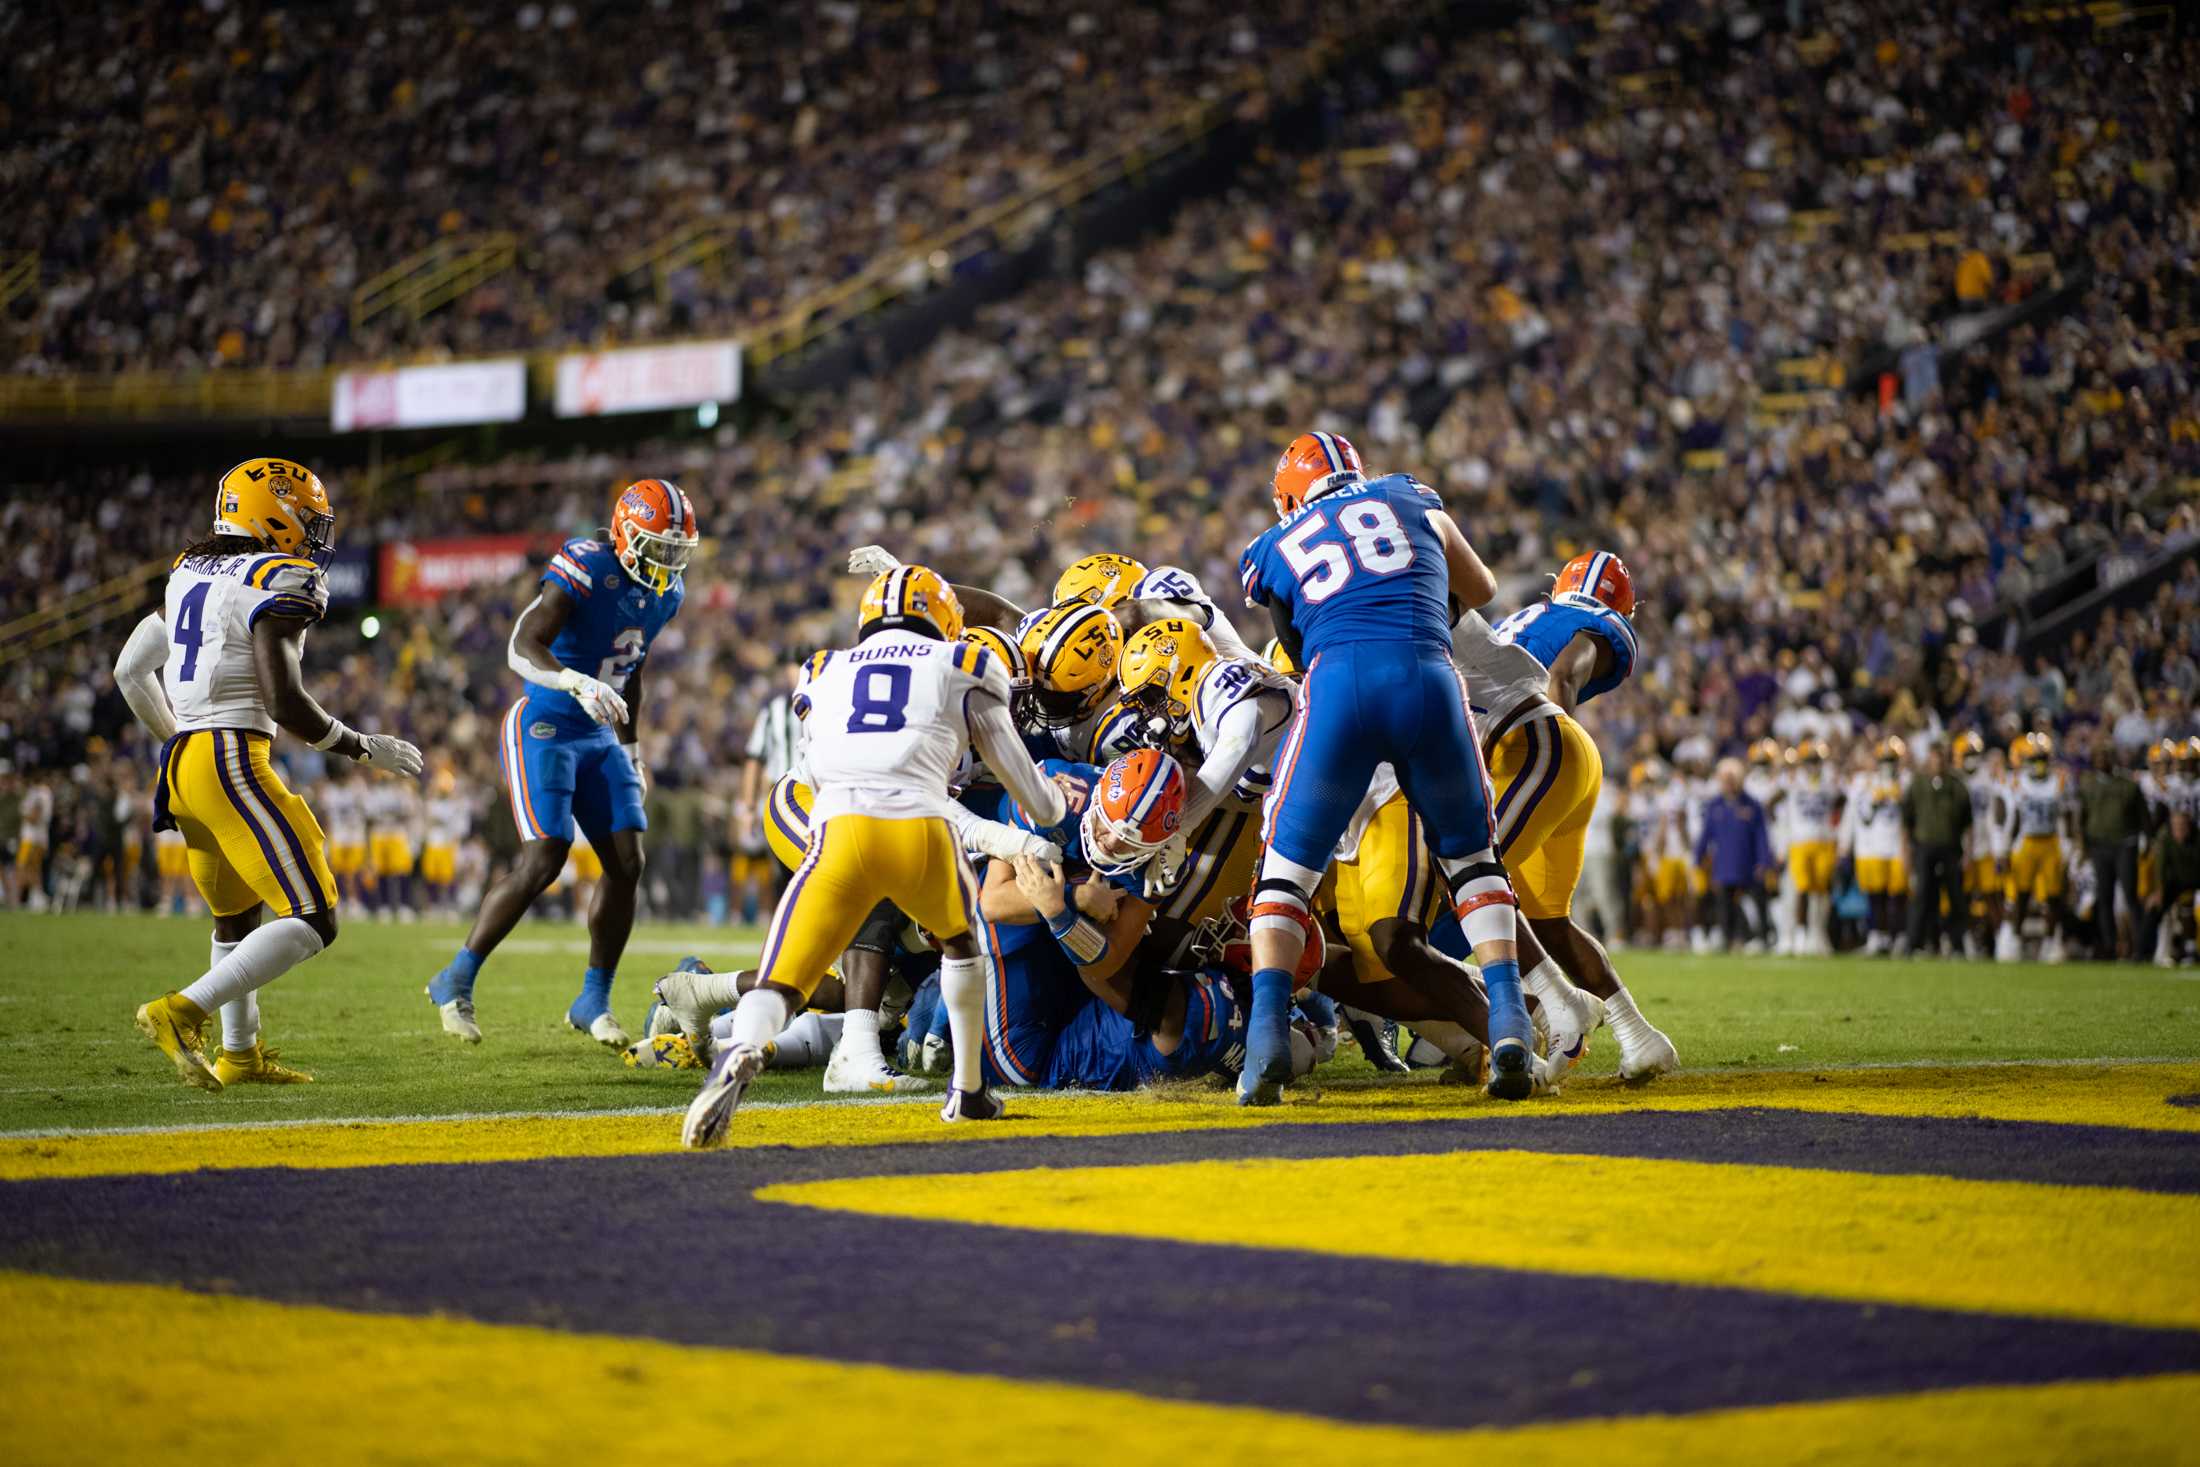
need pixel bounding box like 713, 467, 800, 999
377, 534, 564, 606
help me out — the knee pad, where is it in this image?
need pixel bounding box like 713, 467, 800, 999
1440, 851, 1517, 948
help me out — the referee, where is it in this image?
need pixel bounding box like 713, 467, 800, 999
734, 663, 804, 923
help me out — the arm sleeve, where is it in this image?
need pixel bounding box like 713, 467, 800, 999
1183, 696, 1265, 830
942, 799, 1058, 863
968, 675, 1066, 829
507, 597, 581, 692
114, 612, 178, 743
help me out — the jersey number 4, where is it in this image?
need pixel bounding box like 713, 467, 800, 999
1278, 501, 1414, 604
172, 581, 212, 682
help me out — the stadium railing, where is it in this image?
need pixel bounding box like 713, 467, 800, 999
350, 234, 518, 335
0, 557, 165, 669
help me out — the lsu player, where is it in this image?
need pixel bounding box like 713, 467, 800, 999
680, 566, 1068, 1144
1115, 617, 1296, 939
1239, 429, 1532, 1104
1844, 737, 1910, 956
320, 762, 370, 907
427, 480, 699, 1047
367, 771, 422, 920
1454, 552, 1677, 1080
110, 457, 423, 1090
14, 776, 51, 909
1019, 599, 1129, 759
1954, 732, 2007, 958
1745, 739, 1789, 950
420, 765, 472, 914
1999, 732, 2072, 963
1782, 741, 1842, 955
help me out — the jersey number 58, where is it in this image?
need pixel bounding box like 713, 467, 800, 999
1278, 501, 1415, 604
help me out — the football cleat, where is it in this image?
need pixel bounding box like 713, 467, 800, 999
822, 1045, 934, 1094
1485, 1038, 1534, 1102
940, 1086, 1006, 1123
1618, 1026, 1680, 1084
568, 1010, 631, 1049
1343, 1012, 1410, 1073
651, 967, 725, 1063
134, 994, 222, 1092
681, 1044, 765, 1149
212, 1043, 314, 1085
431, 991, 482, 1044
1532, 978, 1603, 1074
624, 1033, 704, 1071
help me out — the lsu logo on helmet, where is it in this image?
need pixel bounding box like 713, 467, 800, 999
1054, 553, 1148, 610
1552, 550, 1636, 618
611, 478, 700, 595
1119, 617, 1218, 738
1081, 748, 1186, 877
1270, 430, 1365, 519
1020, 601, 1124, 728
215, 456, 336, 565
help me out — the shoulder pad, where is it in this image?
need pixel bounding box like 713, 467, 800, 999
1132, 565, 1213, 609
545, 539, 616, 598
799, 650, 832, 686
1399, 476, 1443, 506
1237, 545, 1267, 608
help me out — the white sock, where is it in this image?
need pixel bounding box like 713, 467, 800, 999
683, 970, 744, 1011
768, 1011, 842, 1069
728, 989, 790, 1054
709, 1010, 735, 1044
940, 954, 986, 1093
1409, 1020, 1481, 1064
1604, 985, 1659, 1051
835, 1008, 885, 1068
1520, 957, 1568, 1004
206, 937, 256, 1051
180, 919, 323, 1015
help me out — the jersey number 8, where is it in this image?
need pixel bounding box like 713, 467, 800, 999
1278, 501, 1414, 604
847, 664, 911, 734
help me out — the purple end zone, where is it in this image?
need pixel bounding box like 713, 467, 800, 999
3, 1108, 2198, 1430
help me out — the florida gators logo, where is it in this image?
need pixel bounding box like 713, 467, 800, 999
618, 486, 664, 525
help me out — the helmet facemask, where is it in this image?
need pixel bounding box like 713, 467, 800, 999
1079, 798, 1172, 878
619, 523, 697, 596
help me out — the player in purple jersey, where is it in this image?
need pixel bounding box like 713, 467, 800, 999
1238, 431, 1534, 1105
426, 480, 699, 1048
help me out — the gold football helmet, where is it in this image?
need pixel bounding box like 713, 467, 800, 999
1020, 601, 1125, 728
214, 457, 335, 563
1054, 553, 1148, 610
858, 565, 964, 642
1119, 618, 1219, 739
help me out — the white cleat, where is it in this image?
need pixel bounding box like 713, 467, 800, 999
651, 972, 722, 1063
2042, 936, 2067, 965
1995, 925, 2024, 963
822, 1042, 935, 1094
432, 992, 482, 1044
939, 1086, 1005, 1122
568, 1012, 631, 1049
1619, 1027, 1680, 1084
682, 1044, 765, 1149
1530, 1052, 1563, 1097
1538, 985, 1603, 1076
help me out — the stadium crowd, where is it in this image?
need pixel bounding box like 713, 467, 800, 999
3, 0, 1394, 373
4, 2, 2195, 962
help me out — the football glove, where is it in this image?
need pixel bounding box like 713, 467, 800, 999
1142, 831, 1189, 900
847, 545, 903, 578
558, 669, 631, 726
356, 733, 425, 778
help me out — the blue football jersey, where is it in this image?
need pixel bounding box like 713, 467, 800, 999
1239, 474, 1454, 658
1490, 595, 1639, 706
525, 537, 684, 730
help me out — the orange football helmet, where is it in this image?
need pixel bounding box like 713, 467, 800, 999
1270, 430, 1365, 518
1552, 551, 1635, 618
610, 479, 700, 595
1081, 748, 1187, 877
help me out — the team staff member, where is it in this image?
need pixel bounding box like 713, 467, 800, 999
2078, 743, 2148, 960
1900, 743, 1971, 957
1693, 759, 1774, 951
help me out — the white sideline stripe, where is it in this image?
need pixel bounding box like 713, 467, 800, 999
1, 1054, 2191, 1142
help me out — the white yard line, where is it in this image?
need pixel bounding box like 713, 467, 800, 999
1, 1054, 2192, 1142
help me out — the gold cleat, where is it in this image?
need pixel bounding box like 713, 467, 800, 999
212, 1042, 315, 1085
135, 994, 222, 1092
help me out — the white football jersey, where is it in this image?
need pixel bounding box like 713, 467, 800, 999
1965, 771, 2006, 858
1785, 771, 1841, 843
1336, 762, 1403, 864
161, 551, 329, 738
1452, 608, 1558, 738
2011, 769, 2068, 840
425, 793, 472, 847
321, 783, 367, 844
797, 630, 1008, 822
18, 784, 52, 841
1656, 782, 1695, 859
1845, 774, 1905, 860
1191, 655, 1297, 805
1128, 565, 1254, 660
1744, 768, 1785, 852
368, 781, 420, 840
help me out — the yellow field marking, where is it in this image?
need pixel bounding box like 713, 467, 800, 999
4, 1062, 2195, 1181
765, 1150, 2200, 1331
7, 1272, 2197, 1467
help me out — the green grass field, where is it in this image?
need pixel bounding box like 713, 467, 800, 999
3, 910, 2197, 1134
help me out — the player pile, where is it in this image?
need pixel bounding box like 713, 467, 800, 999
116, 438, 1677, 1138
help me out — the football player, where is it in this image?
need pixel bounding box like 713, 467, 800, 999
1240, 430, 1531, 1104
14, 775, 51, 910
1782, 741, 1842, 955
420, 763, 472, 916
681, 566, 1068, 1144
1453, 552, 1676, 1080
1745, 738, 1789, 952
1999, 732, 2072, 963
1953, 732, 2006, 959
1843, 737, 1910, 956
425, 480, 699, 1047
367, 767, 422, 921
111, 457, 423, 1090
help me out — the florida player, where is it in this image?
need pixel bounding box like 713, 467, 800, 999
425, 480, 699, 1047
681, 566, 1068, 1145
111, 458, 424, 1090
1240, 430, 1532, 1105
1454, 552, 1677, 1080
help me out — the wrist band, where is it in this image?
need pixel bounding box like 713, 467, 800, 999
1046, 906, 1109, 965
310, 718, 352, 751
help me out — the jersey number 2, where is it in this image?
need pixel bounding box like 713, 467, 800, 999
172, 582, 211, 682
847, 665, 911, 734
598, 628, 645, 689
1278, 501, 1414, 604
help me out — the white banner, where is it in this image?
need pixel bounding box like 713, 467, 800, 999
331, 359, 527, 432
553, 340, 742, 418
